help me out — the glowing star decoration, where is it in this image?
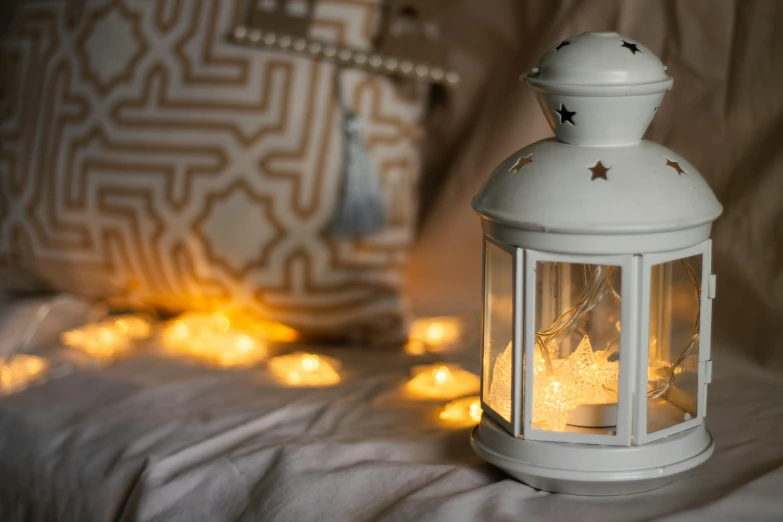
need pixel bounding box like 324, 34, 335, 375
160, 312, 267, 368
440, 395, 482, 425
489, 336, 620, 431
405, 363, 480, 400
0, 355, 49, 395
488, 342, 513, 418
408, 317, 463, 352
268, 352, 341, 387
61, 315, 152, 361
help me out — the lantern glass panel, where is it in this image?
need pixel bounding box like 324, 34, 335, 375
646, 254, 702, 434
483, 241, 513, 422
532, 262, 622, 434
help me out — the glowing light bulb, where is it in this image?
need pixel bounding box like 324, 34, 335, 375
300, 354, 320, 373
215, 315, 230, 332
489, 336, 621, 431
61, 314, 151, 362
433, 366, 451, 385
427, 323, 445, 342
0, 355, 49, 395
404, 340, 428, 355
171, 322, 189, 340
115, 319, 129, 334
235, 334, 253, 353
408, 317, 462, 351
159, 312, 267, 368
440, 396, 483, 425
406, 363, 480, 400
470, 400, 482, 422
268, 352, 340, 387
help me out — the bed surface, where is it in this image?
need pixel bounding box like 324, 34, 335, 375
0, 300, 782, 522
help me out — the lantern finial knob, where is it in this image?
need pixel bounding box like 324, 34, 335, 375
525, 31, 672, 146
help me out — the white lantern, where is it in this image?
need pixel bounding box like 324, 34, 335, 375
470, 31, 722, 495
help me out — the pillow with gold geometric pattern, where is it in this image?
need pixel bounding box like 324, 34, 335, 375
0, 0, 425, 341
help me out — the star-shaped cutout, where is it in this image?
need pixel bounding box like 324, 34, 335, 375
555, 104, 576, 125
665, 158, 686, 175
509, 154, 534, 172
621, 40, 642, 54
553, 39, 571, 52
588, 161, 610, 181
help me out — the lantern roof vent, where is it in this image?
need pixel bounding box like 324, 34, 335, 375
473, 32, 722, 245
526, 31, 671, 94
472, 139, 723, 236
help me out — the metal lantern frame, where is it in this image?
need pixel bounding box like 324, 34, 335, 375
479, 238, 715, 446
470, 31, 723, 495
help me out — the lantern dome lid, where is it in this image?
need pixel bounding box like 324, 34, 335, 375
524, 32, 674, 146
472, 139, 723, 234
526, 31, 672, 95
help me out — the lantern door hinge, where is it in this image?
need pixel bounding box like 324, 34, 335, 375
704, 359, 713, 384
707, 274, 717, 299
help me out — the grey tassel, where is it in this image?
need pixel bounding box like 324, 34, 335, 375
331, 69, 386, 237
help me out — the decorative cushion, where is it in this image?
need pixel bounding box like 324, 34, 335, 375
0, 0, 425, 340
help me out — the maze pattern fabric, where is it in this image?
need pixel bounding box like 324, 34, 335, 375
0, 0, 424, 339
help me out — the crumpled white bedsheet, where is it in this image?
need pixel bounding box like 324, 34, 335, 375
0, 298, 782, 522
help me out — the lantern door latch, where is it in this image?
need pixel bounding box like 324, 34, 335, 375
707, 274, 717, 299
705, 359, 713, 383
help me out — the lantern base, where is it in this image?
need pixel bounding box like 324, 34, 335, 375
471, 416, 714, 496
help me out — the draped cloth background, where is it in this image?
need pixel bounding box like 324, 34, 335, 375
406, 0, 783, 369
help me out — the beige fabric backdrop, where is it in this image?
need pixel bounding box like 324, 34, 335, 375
406, 0, 783, 367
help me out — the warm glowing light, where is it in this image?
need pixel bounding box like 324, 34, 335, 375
433, 366, 450, 385
258, 321, 299, 343
490, 336, 620, 431
0, 355, 49, 395
61, 315, 151, 361
171, 321, 189, 340
227, 315, 300, 343
408, 317, 462, 350
216, 316, 231, 332
405, 363, 480, 400
440, 395, 482, 425
404, 340, 428, 355
268, 352, 341, 387
300, 354, 320, 373
160, 312, 267, 368
427, 323, 445, 342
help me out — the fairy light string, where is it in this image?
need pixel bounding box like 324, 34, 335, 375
489, 260, 702, 429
